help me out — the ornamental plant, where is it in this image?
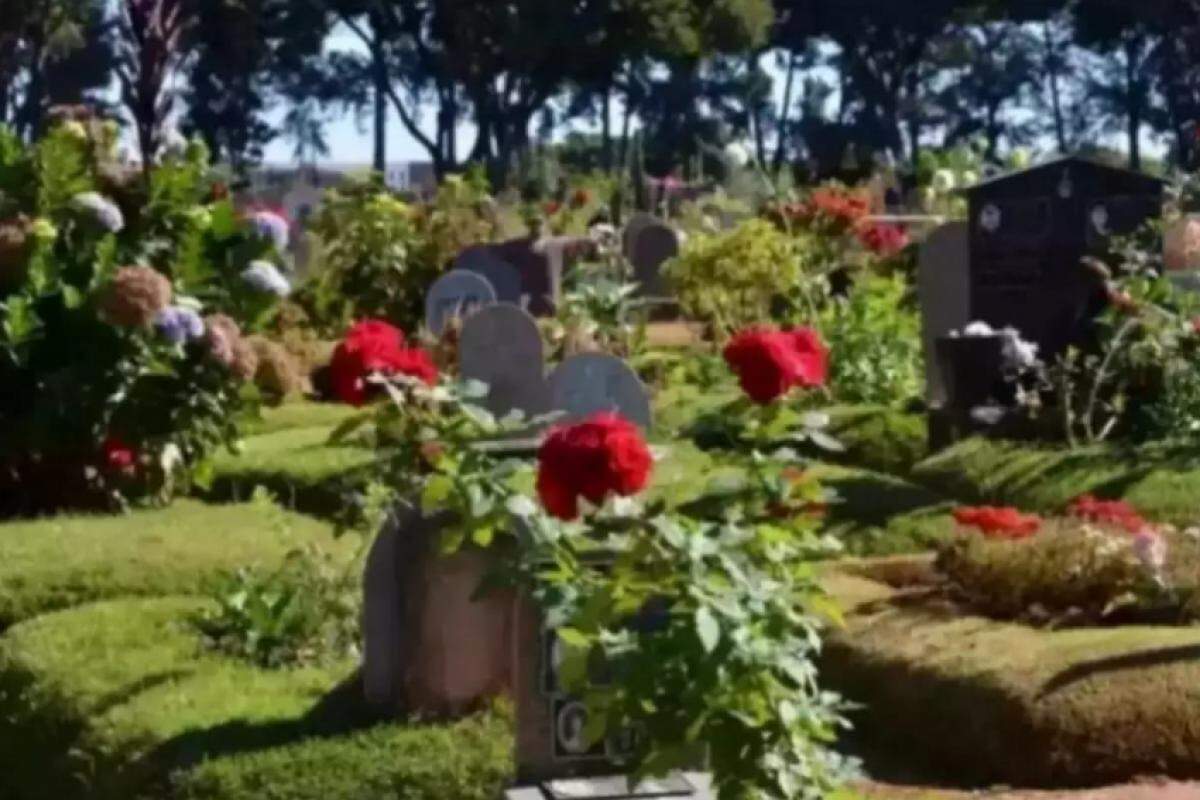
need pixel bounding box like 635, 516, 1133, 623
328, 319, 438, 406
518, 431, 850, 799
0, 119, 276, 512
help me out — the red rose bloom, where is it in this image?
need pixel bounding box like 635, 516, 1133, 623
101, 436, 137, 473
544, 201, 562, 216
723, 327, 829, 405
536, 413, 653, 521
1068, 494, 1146, 533
330, 319, 437, 406
569, 188, 592, 209
857, 222, 910, 257
953, 506, 1042, 540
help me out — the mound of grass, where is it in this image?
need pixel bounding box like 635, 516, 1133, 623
823, 563, 1200, 787
242, 402, 361, 437
0, 500, 346, 629
911, 438, 1200, 525
207, 426, 379, 518
0, 597, 513, 800
813, 464, 954, 557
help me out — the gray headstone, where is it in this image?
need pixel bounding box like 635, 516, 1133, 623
460, 303, 550, 419
621, 213, 658, 261
549, 353, 652, 430
425, 269, 498, 336
917, 222, 970, 408
630, 223, 679, 298
455, 246, 523, 305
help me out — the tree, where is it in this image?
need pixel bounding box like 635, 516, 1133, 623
116, 0, 191, 166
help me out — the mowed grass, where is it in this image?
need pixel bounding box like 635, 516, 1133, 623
0, 597, 513, 800
0, 499, 350, 630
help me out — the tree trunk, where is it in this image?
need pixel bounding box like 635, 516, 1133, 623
773, 52, 798, 175
372, 46, 388, 173
1042, 21, 1068, 153
1126, 40, 1142, 171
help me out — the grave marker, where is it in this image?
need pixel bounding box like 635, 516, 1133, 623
424, 269, 497, 337
916, 222, 970, 408
455, 246, 524, 305
460, 303, 551, 419
621, 213, 658, 261
494, 238, 557, 316
549, 353, 653, 431
629, 223, 679, 298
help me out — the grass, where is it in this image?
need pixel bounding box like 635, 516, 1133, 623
0, 597, 513, 800
823, 563, 1200, 787
813, 464, 954, 557
207, 425, 379, 519
0, 499, 349, 630
242, 402, 361, 437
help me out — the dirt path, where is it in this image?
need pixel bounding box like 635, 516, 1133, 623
857, 779, 1200, 799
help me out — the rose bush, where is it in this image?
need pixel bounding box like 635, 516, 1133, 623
328, 319, 438, 406
723, 326, 829, 405
535, 413, 654, 521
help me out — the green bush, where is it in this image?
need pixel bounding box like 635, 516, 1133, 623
819, 276, 923, 407
0, 499, 346, 629
662, 219, 822, 339
0, 120, 284, 512
0, 597, 513, 800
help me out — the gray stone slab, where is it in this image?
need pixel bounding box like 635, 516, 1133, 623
629, 223, 679, 298
917, 221, 970, 408
455, 245, 523, 305
425, 269, 497, 336
621, 213, 659, 261
549, 353, 652, 430
460, 303, 551, 419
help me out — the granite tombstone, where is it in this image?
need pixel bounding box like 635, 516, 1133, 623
965, 155, 1164, 362
460, 303, 551, 419
916, 222, 970, 408
548, 353, 653, 431
424, 269, 498, 337
455, 246, 524, 306
629, 223, 679, 299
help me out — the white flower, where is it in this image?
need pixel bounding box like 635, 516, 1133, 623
724, 141, 752, 167
961, 321, 995, 337
249, 210, 290, 252
1132, 529, 1168, 575
1000, 327, 1040, 371
931, 169, 957, 194
72, 192, 124, 233
241, 260, 292, 297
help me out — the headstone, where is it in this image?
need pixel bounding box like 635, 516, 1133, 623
460, 303, 551, 419
549, 353, 653, 431
495, 238, 557, 316
621, 213, 658, 261
964, 155, 1163, 362
455, 246, 524, 305
917, 222, 970, 408
629, 223, 679, 298
424, 269, 498, 337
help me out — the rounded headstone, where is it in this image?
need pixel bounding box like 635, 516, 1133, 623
455, 246, 523, 305
460, 303, 550, 419
549, 352, 652, 431
630, 223, 679, 298
425, 269, 498, 337
621, 213, 658, 260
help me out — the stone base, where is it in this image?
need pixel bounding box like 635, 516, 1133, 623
506, 772, 713, 800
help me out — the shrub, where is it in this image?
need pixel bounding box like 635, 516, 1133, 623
819, 275, 923, 406
0, 121, 280, 512
662, 219, 824, 339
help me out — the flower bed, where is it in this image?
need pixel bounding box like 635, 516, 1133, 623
823, 559, 1200, 787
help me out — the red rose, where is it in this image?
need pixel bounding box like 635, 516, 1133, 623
569, 188, 592, 209
536, 413, 653, 521
857, 222, 910, 256
330, 319, 437, 406
101, 436, 137, 473
953, 506, 1041, 540
723, 327, 828, 405
544, 201, 562, 216
1068, 494, 1146, 533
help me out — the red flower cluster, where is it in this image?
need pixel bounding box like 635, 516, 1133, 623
1068, 495, 1147, 533
797, 186, 872, 234
953, 506, 1042, 540
536, 413, 653, 521
856, 222, 910, 257
544, 201, 562, 217
569, 188, 592, 209
723, 327, 828, 405
330, 319, 438, 406
101, 436, 137, 474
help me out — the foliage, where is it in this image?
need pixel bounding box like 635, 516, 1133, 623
819, 275, 923, 406
303, 177, 431, 333
663, 219, 826, 339
196, 536, 361, 669
937, 515, 1197, 625
515, 452, 851, 800
0, 121, 280, 512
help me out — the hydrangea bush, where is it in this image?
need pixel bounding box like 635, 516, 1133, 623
0, 120, 285, 512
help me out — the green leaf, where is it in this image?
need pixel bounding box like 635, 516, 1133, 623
327, 412, 372, 445
695, 606, 720, 653
555, 627, 590, 648
421, 475, 455, 512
